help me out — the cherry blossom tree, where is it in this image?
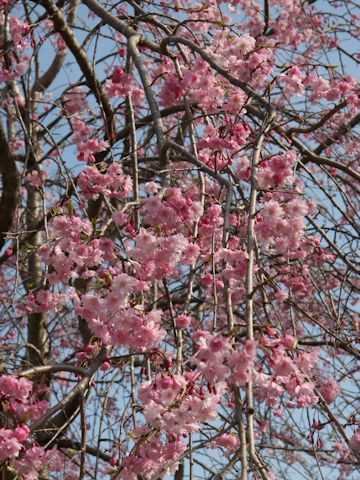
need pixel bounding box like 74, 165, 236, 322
0, 0, 359, 479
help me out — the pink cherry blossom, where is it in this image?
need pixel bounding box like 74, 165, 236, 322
0, 375, 32, 402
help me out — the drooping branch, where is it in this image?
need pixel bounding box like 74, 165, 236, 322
31, 349, 108, 444
81, 0, 162, 52
31, 0, 80, 97
39, 0, 115, 141
243, 109, 275, 480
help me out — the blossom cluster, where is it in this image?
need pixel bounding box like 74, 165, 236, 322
38, 214, 115, 284
139, 372, 221, 435
0, 375, 58, 479
78, 163, 133, 201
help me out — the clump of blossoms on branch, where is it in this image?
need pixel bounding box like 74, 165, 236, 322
0, 376, 59, 476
